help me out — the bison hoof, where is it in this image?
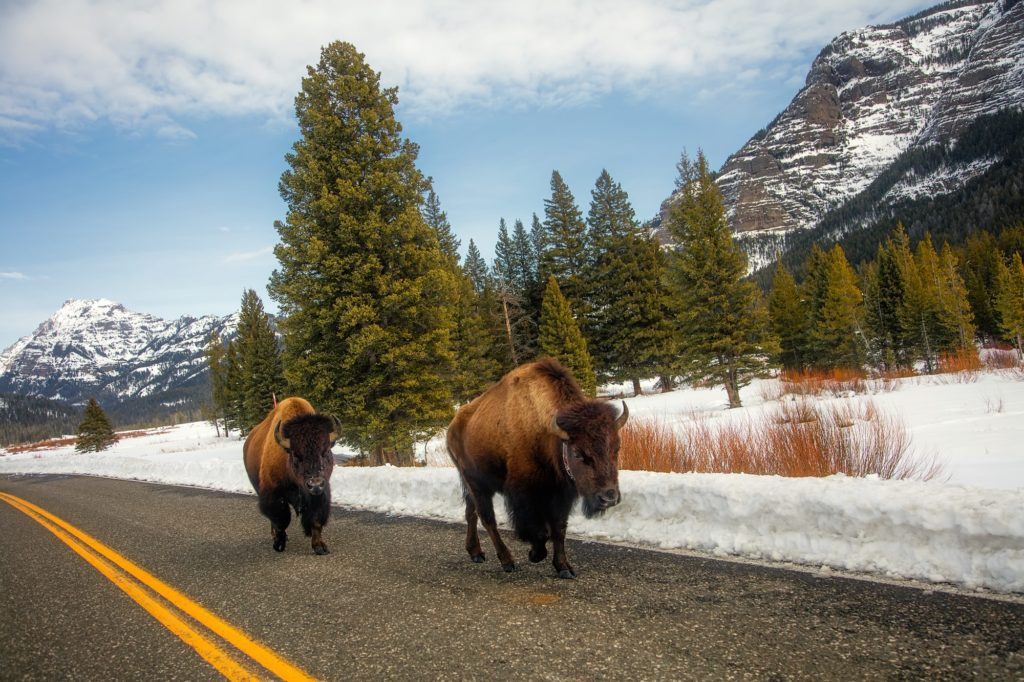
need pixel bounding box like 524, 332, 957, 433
529, 546, 548, 563
502, 562, 518, 573
273, 540, 286, 552
470, 553, 486, 563
557, 568, 577, 579
313, 544, 330, 555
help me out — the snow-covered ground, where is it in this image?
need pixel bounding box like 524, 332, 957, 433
2, 371, 1023, 593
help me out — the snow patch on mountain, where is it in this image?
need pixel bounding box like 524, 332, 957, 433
0, 299, 236, 405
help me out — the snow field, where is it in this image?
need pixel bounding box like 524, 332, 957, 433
2, 371, 1023, 593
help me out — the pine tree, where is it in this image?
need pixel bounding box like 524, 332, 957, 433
663, 151, 776, 407
268, 42, 457, 465
937, 243, 976, 350
862, 242, 904, 371
800, 244, 832, 367
540, 171, 589, 322
584, 169, 672, 394
463, 239, 489, 293
493, 218, 514, 286
539, 276, 597, 396
204, 329, 230, 437
996, 252, 1024, 352
815, 246, 866, 369
75, 398, 117, 453
510, 219, 537, 301
961, 231, 1004, 341
423, 186, 460, 263
768, 261, 810, 369
230, 289, 285, 433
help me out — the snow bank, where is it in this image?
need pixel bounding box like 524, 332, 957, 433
2, 436, 1022, 593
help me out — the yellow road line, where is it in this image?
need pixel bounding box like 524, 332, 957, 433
0, 493, 258, 681
0, 492, 317, 682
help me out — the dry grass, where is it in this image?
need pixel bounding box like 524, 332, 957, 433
618, 400, 942, 481
3, 426, 168, 454
983, 349, 1023, 370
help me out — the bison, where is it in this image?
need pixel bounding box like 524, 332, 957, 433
243, 397, 340, 555
446, 358, 628, 578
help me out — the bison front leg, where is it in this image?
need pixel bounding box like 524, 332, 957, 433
259, 491, 291, 552
551, 521, 576, 579
300, 491, 331, 555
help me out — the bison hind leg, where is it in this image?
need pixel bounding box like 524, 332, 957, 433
463, 492, 485, 563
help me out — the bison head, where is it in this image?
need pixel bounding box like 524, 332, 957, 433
550, 400, 628, 518
274, 414, 340, 497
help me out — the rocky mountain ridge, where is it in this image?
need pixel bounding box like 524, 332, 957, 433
0, 299, 236, 410
657, 0, 1023, 268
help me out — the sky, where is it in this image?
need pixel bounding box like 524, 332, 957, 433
0, 0, 935, 349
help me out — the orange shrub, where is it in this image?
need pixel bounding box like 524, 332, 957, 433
618, 401, 941, 481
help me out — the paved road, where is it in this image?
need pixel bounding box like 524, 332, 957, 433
1, 474, 1022, 680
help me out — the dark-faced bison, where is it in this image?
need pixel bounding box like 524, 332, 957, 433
243, 397, 339, 555
446, 358, 628, 578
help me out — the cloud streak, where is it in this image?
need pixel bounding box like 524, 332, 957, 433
0, 0, 928, 140
0, 271, 29, 280
223, 246, 274, 264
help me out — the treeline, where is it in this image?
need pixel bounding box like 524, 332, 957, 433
768, 225, 1024, 372
203, 42, 776, 465
0, 393, 78, 446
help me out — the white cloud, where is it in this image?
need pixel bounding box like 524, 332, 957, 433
223, 246, 273, 264
0, 271, 29, 280
0, 0, 929, 140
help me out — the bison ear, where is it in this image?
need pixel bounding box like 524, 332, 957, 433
613, 401, 629, 430
549, 415, 570, 441
274, 420, 291, 451
327, 414, 341, 442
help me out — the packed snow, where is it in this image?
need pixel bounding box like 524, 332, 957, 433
2, 371, 1023, 593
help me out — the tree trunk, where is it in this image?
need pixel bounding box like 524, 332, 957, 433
501, 297, 519, 365
725, 369, 742, 408
658, 375, 673, 393
632, 377, 643, 397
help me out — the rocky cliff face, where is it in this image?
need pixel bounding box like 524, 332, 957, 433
0, 299, 236, 406
659, 0, 1023, 260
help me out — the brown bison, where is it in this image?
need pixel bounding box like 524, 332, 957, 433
243, 397, 340, 555
446, 358, 628, 578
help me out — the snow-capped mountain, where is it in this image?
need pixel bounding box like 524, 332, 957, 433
656, 0, 1023, 262
0, 299, 236, 407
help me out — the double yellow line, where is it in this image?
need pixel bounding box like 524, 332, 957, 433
0, 492, 316, 681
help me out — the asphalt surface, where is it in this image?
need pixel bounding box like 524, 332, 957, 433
1, 474, 1022, 681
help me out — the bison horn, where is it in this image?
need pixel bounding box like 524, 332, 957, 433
274, 420, 291, 451
328, 414, 341, 442
549, 415, 570, 441
613, 401, 629, 429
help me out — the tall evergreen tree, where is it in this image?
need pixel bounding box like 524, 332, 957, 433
584, 169, 672, 394
493, 218, 515, 286
937, 243, 976, 351
800, 244, 832, 367
960, 230, 1004, 341
422, 186, 460, 263
815, 246, 866, 369
996, 252, 1024, 352
230, 289, 286, 433
768, 261, 810, 369
268, 42, 457, 465
540, 171, 589, 321
663, 151, 776, 407
75, 398, 117, 453
463, 239, 489, 293
204, 329, 230, 437
863, 240, 906, 371
539, 276, 597, 396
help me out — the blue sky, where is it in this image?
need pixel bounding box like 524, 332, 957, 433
0, 0, 932, 349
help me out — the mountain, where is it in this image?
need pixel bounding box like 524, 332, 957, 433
0, 299, 236, 423
655, 0, 1024, 269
